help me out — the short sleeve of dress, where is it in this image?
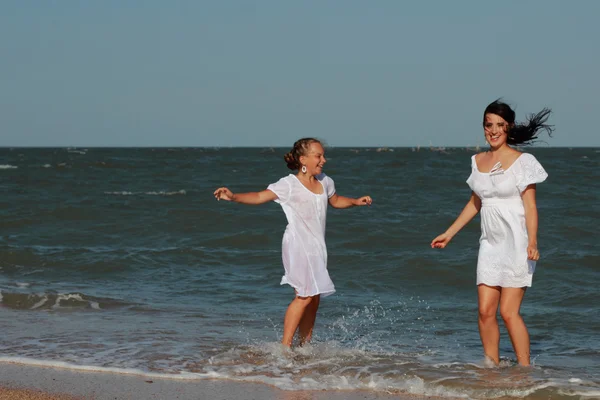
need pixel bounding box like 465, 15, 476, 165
319, 174, 336, 198
267, 176, 291, 204
515, 153, 548, 193
466, 155, 477, 192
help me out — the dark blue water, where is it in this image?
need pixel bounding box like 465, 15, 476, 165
0, 147, 598, 399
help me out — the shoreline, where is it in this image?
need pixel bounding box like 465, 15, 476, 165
0, 362, 420, 400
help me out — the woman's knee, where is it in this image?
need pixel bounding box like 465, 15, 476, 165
478, 306, 497, 322
499, 306, 521, 324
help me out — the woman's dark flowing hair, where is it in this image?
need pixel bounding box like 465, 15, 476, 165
483, 99, 554, 146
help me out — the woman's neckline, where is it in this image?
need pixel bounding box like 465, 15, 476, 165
474, 153, 524, 174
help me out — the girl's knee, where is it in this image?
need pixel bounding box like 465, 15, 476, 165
294, 295, 314, 306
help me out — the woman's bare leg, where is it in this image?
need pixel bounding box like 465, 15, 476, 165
499, 287, 530, 366
282, 295, 314, 347
298, 294, 320, 345
478, 284, 501, 364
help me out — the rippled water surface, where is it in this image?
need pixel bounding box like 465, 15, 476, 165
1, 147, 598, 399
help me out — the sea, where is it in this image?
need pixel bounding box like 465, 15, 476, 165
0, 147, 598, 399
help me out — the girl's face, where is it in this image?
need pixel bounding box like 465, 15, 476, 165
484, 113, 511, 149
300, 142, 326, 175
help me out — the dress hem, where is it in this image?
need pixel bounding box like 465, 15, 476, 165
280, 277, 336, 298
477, 281, 532, 288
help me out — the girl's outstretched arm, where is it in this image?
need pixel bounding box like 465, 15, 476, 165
213, 187, 277, 205
328, 193, 372, 209
431, 192, 481, 248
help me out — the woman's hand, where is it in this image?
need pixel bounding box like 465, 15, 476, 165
213, 187, 234, 201
431, 232, 453, 249
353, 196, 373, 206
527, 244, 540, 261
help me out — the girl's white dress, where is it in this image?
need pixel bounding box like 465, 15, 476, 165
267, 173, 336, 297
466, 153, 548, 287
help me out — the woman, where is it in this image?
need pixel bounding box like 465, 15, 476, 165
214, 138, 372, 347
431, 99, 553, 366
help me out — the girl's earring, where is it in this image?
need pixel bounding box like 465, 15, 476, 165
301, 165, 307, 174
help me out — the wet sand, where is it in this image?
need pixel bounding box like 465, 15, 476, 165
0, 362, 418, 400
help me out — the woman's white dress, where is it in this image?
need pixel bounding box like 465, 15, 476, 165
267, 173, 336, 297
466, 153, 548, 287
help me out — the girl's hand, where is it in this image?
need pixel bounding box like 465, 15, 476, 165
431, 233, 452, 249
213, 187, 234, 201
353, 196, 373, 206
527, 245, 540, 261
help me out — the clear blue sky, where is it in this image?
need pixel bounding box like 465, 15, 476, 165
1, 1, 598, 147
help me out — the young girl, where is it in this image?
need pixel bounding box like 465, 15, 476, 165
213, 138, 372, 347
431, 100, 553, 366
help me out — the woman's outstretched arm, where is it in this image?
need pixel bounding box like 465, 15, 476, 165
431, 192, 481, 248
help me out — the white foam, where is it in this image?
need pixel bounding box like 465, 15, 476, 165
0, 343, 595, 398
30, 295, 48, 310
104, 190, 186, 196
0, 165, 17, 169
0, 357, 222, 381
43, 164, 52, 168
22, 269, 44, 276
571, 390, 600, 397
0, 354, 594, 398
145, 190, 186, 196
432, 361, 482, 369
52, 293, 84, 309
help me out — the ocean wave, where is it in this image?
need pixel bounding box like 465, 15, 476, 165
0, 164, 17, 169
105, 190, 187, 196
0, 348, 597, 398
0, 290, 133, 311
0, 357, 202, 380
181, 343, 600, 397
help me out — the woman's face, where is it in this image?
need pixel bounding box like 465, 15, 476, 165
300, 142, 326, 175
484, 113, 510, 149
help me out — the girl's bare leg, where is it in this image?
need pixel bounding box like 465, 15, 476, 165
282, 295, 314, 347
298, 294, 320, 345
499, 287, 530, 366
478, 284, 501, 365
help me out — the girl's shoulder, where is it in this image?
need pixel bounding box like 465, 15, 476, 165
271, 174, 295, 185
316, 173, 333, 182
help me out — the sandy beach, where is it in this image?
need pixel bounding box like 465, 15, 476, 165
0, 362, 417, 400
0, 387, 81, 400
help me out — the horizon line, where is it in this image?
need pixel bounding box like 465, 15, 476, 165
0, 145, 598, 149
